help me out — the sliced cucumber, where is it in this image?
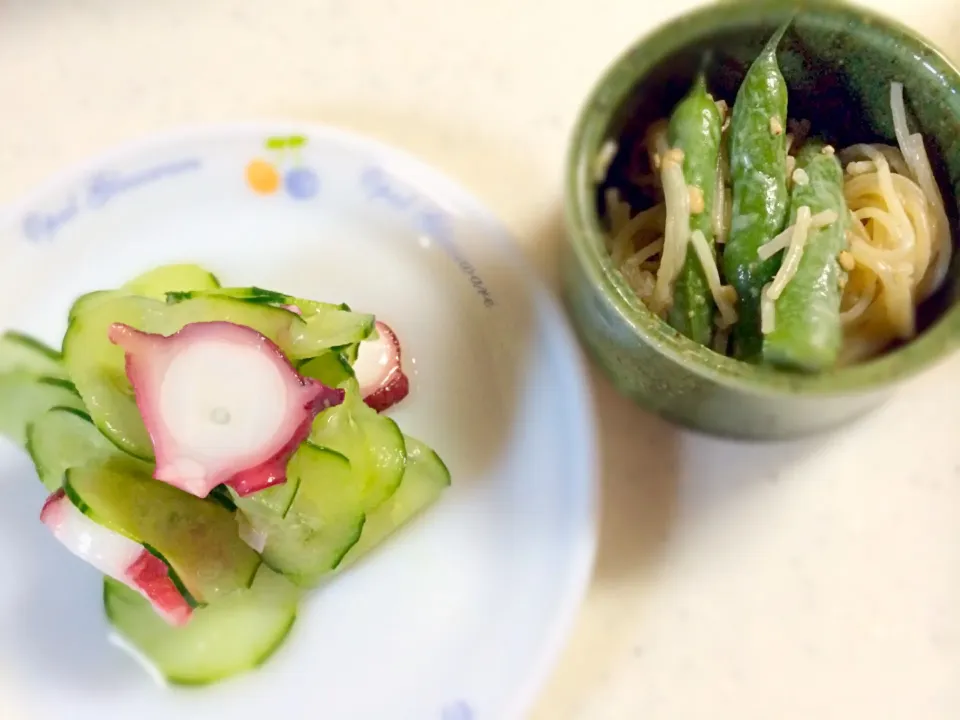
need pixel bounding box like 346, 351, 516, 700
164, 286, 337, 313
0, 331, 66, 378
300, 306, 375, 349
310, 379, 406, 510
68, 290, 117, 323
104, 565, 300, 686
232, 474, 300, 520
122, 263, 221, 299
0, 373, 85, 447
66, 265, 219, 326
208, 485, 238, 512
26, 407, 136, 492
165, 286, 306, 308
64, 456, 261, 604
339, 435, 451, 570
166, 288, 375, 347
161, 296, 309, 351
235, 444, 365, 587
63, 292, 358, 459
337, 341, 361, 366
61, 295, 166, 458
297, 350, 354, 388
162, 295, 370, 358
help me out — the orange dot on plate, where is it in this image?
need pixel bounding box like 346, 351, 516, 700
246, 159, 280, 194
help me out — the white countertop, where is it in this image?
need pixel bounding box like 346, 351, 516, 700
3, 1, 960, 718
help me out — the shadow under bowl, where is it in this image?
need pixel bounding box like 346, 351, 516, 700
562, 0, 960, 440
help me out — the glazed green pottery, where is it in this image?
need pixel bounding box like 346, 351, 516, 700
562, 0, 960, 439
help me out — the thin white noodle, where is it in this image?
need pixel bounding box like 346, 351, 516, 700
886, 271, 916, 338
767, 206, 812, 300
594, 140, 618, 183
845, 172, 932, 270
840, 273, 877, 327
848, 238, 911, 277
890, 83, 953, 299
890, 83, 912, 164
848, 209, 871, 241
609, 203, 667, 265
689, 229, 738, 326
757, 210, 839, 261
760, 283, 776, 335
908, 133, 953, 298
845, 172, 929, 209
852, 207, 911, 256
844, 162, 932, 341
845, 211, 915, 274
623, 239, 665, 270
646, 119, 669, 173
855, 147, 916, 266
651, 130, 690, 313
840, 144, 911, 177
846, 232, 914, 339
876, 144, 912, 177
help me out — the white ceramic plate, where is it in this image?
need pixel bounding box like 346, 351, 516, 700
0, 124, 597, 720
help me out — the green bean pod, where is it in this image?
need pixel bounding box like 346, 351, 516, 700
723, 24, 791, 361
666, 75, 723, 346
763, 142, 848, 371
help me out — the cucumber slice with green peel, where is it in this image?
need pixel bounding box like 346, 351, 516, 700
165, 286, 338, 313
27, 407, 140, 492
61, 295, 167, 458
0, 373, 85, 446
339, 436, 451, 570
233, 473, 301, 520
122, 263, 220, 299
67, 265, 220, 325
42, 487, 195, 625
104, 565, 300, 686
165, 286, 309, 308
337, 341, 361, 366
68, 290, 116, 322
158, 296, 368, 358
0, 331, 66, 377
297, 350, 355, 388
235, 444, 366, 586
208, 485, 238, 512
63, 293, 356, 460
64, 456, 261, 605
309, 379, 406, 510
301, 306, 376, 349
166, 288, 376, 346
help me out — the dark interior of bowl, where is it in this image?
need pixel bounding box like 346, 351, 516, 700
595, 3, 960, 345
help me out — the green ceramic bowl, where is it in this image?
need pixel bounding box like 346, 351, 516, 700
563, 0, 960, 440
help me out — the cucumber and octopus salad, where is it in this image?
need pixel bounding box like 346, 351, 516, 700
602, 23, 952, 370
0, 263, 450, 686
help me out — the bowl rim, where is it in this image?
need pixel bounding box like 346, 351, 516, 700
564, 0, 960, 397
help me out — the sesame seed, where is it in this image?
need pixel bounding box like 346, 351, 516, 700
688, 186, 705, 214
838, 250, 855, 272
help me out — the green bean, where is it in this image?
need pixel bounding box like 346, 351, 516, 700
763, 141, 848, 371
723, 24, 791, 361
666, 75, 723, 346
